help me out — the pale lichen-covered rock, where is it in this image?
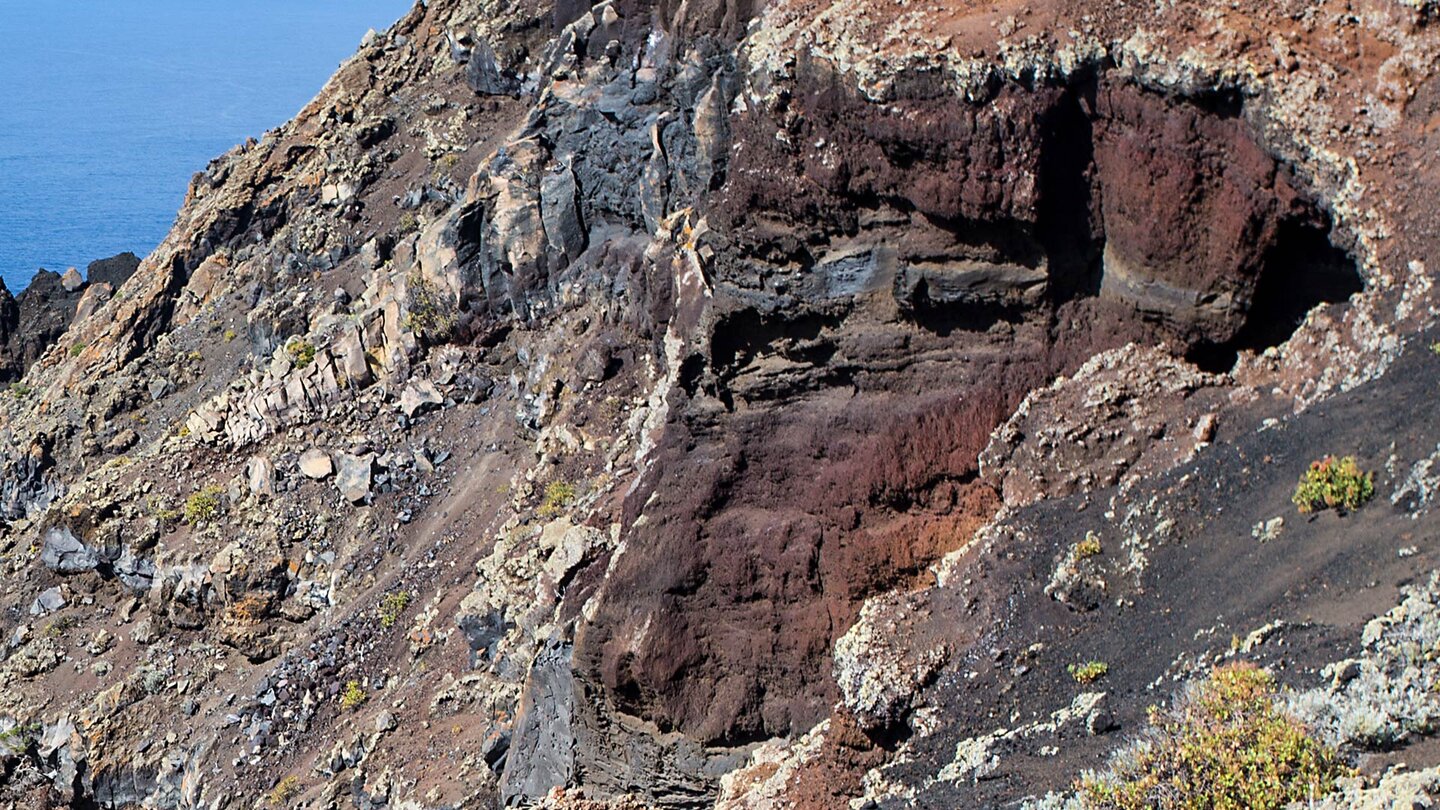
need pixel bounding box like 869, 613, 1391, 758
334, 452, 373, 503
1308, 767, 1440, 810
980, 344, 1229, 509
1044, 531, 1108, 612
246, 455, 275, 496
399, 379, 443, 417
714, 720, 832, 810
298, 448, 333, 479
833, 593, 950, 732
1290, 571, 1440, 749
60, 268, 84, 293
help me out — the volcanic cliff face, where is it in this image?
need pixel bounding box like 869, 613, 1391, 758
0, 0, 1436, 807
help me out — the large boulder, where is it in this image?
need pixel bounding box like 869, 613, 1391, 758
40, 527, 100, 575
299, 449, 334, 479
466, 40, 522, 97
399, 380, 443, 417
334, 453, 373, 504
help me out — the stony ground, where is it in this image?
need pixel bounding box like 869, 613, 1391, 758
0, 0, 1436, 807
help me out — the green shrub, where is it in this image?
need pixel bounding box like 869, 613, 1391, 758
0, 721, 40, 757
538, 481, 576, 519
1069, 660, 1109, 684
268, 775, 301, 806
340, 680, 367, 711
1078, 662, 1347, 810
1076, 531, 1102, 560
1292, 455, 1374, 514
149, 494, 181, 522
69, 343, 86, 357
286, 339, 317, 369
44, 616, 79, 638
402, 273, 456, 342
183, 485, 223, 524
8, 383, 31, 398
379, 591, 412, 629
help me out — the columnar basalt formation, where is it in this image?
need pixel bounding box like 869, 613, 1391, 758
0, 0, 1434, 807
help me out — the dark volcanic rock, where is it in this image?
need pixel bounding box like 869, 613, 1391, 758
501, 639, 576, 803
39, 527, 100, 574
467, 40, 524, 97
0, 251, 139, 380
85, 251, 140, 288
3, 269, 76, 378
0, 281, 19, 362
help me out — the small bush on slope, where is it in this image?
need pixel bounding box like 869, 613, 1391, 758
285, 339, 317, 369
183, 485, 223, 524
267, 775, 300, 806
1078, 662, 1347, 810
1069, 660, 1109, 684
378, 590, 411, 628
1293, 455, 1374, 514
538, 480, 576, 519
340, 680, 367, 711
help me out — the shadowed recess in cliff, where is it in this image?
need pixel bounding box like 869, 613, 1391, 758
1027, 76, 1364, 373
1087, 80, 1366, 363
1186, 213, 1363, 372
708, 308, 846, 405
1036, 76, 1102, 302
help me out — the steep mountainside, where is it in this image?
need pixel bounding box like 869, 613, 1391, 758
0, 0, 1437, 807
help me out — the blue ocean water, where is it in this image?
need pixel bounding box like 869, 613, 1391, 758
0, 0, 413, 292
